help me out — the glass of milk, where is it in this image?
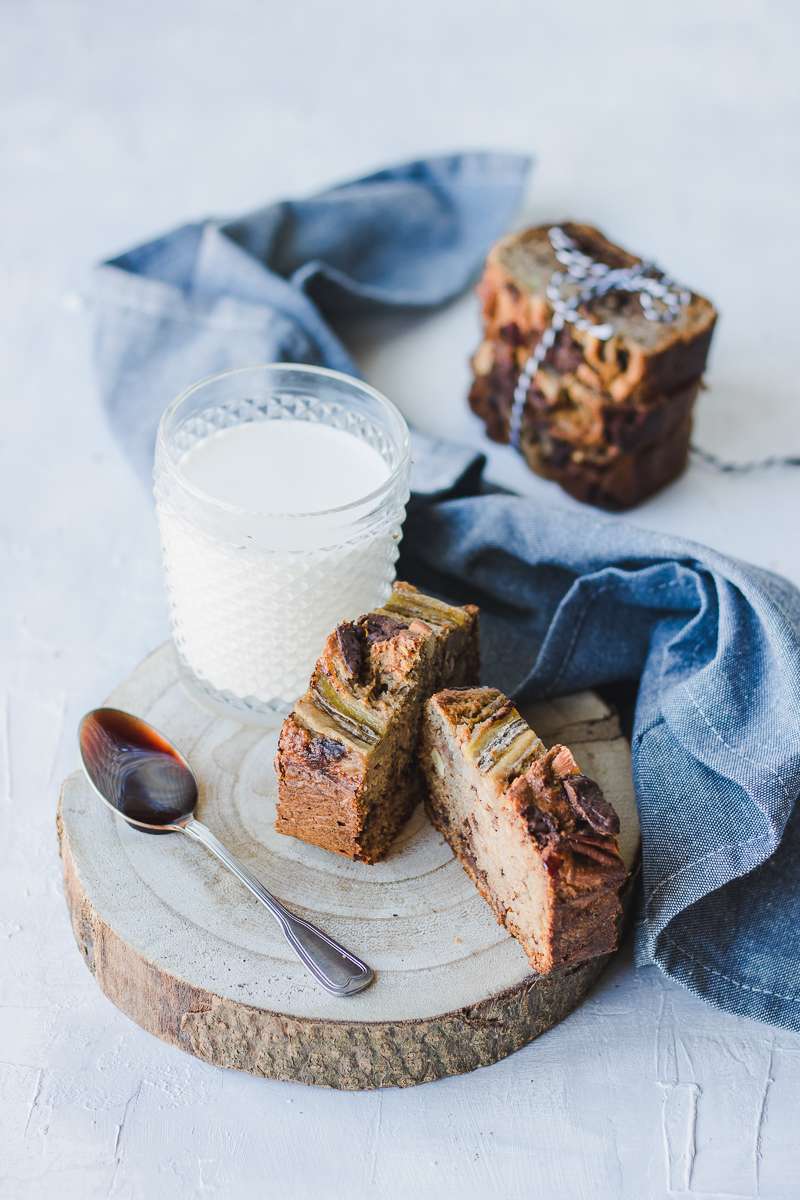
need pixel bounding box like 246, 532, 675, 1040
154, 364, 410, 722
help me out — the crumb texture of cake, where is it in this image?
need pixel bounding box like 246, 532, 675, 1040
420, 687, 626, 974
469, 222, 718, 509
274, 583, 479, 863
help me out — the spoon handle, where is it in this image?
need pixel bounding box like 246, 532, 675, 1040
181, 817, 374, 997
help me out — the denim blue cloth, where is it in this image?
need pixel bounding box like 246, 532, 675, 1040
91, 153, 800, 1028
92, 151, 532, 477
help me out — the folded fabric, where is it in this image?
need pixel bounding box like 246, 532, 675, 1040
400, 484, 800, 1029
90, 152, 800, 1029
91, 151, 532, 478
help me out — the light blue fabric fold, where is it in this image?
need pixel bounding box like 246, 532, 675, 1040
92, 151, 532, 476
90, 152, 800, 1028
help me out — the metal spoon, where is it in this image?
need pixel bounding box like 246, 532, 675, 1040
78, 707, 374, 997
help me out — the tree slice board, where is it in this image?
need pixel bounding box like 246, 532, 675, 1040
57, 643, 640, 1090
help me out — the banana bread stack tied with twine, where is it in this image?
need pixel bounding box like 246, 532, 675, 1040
469, 223, 718, 509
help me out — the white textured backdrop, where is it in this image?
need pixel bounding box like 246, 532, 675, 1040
2, 2, 799, 1197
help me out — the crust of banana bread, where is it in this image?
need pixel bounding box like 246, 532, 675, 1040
420, 687, 626, 974
274, 584, 479, 863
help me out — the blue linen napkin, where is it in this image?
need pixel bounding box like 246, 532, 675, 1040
400, 494, 800, 1030
90, 152, 800, 1029
92, 151, 531, 478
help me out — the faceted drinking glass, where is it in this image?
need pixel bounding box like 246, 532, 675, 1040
153, 364, 411, 723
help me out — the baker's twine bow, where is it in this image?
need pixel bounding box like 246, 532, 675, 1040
508, 226, 691, 449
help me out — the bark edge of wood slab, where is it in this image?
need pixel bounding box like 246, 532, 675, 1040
57, 643, 640, 1090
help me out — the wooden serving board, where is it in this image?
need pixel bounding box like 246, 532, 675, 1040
57, 644, 640, 1090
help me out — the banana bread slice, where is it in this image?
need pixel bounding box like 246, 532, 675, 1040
420, 687, 626, 974
275, 584, 479, 863
523, 406, 695, 510
476, 222, 716, 403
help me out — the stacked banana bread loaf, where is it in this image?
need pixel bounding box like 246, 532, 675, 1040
469, 223, 718, 509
